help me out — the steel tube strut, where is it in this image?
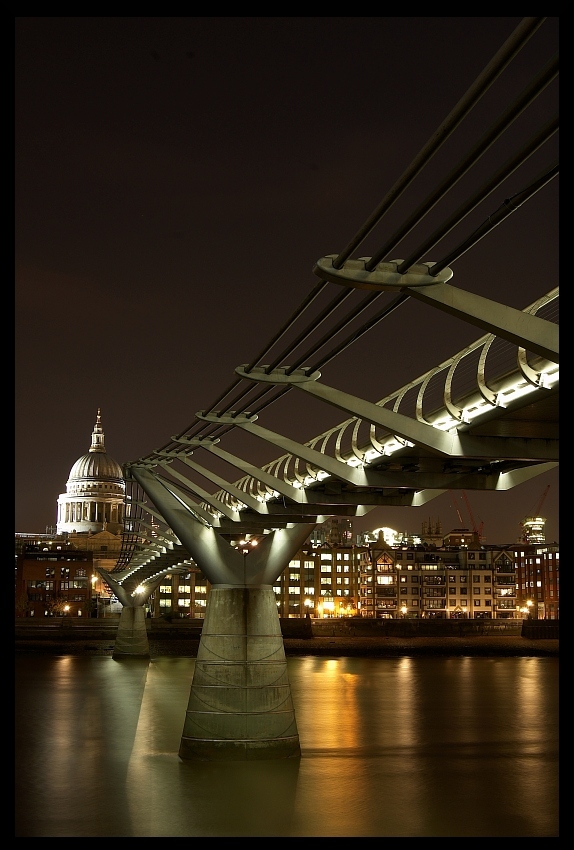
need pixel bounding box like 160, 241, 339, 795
232, 368, 559, 460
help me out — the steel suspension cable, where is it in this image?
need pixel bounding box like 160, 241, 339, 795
397, 115, 558, 273
285, 290, 382, 374
243, 279, 328, 373
332, 16, 546, 269
263, 287, 354, 374
144, 18, 550, 464
429, 161, 559, 277
366, 54, 558, 271
309, 293, 411, 373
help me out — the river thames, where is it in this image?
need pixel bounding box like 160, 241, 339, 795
15, 654, 558, 837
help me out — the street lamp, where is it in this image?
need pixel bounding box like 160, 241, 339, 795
400, 604, 408, 619
462, 606, 468, 619
304, 598, 313, 618
526, 599, 534, 619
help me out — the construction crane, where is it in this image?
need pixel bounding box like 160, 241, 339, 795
529, 484, 551, 518
461, 491, 484, 540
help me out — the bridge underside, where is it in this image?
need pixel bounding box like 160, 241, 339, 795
106, 17, 558, 760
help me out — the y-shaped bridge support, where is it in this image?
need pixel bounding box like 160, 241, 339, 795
130, 465, 315, 760
98, 569, 171, 658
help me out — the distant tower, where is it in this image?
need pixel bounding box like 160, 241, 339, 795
519, 516, 546, 544
56, 410, 125, 535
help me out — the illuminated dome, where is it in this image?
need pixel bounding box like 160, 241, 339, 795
56, 410, 126, 535
68, 449, 124, 485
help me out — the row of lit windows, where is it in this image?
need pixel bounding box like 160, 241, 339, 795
158, 585, 207, 594
158, 598, 206, 608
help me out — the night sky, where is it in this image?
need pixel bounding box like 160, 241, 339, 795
15, 17, 559, 543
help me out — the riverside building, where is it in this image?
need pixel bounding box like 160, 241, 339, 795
358, 538, 521, 619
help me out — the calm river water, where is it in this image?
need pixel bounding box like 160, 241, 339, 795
15, 655, 558, 837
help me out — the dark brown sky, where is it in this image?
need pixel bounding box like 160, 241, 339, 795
15, 17, 559, 542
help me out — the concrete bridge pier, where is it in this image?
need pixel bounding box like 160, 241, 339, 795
129, 464, 316, 760
180, 584, 300, 760
98, 568, 167, 659
113, 605, 150, 657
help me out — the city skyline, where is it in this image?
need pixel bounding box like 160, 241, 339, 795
16, 17, 558, 542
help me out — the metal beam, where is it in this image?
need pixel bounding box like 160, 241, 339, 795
494, 461, 558, 490
153, 474, 222, 526
156, 449, 268, 514
235, 367, 558, 460
196, 410, 396, 484
171, 435, 305, 503
154, 461, 240, 521
405, 282, 559, 362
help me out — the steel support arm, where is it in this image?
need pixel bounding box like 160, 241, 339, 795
235, 367, 558, 460
153, 474, 223, 526
156, 450, 268, 514
405, 282, 558, 362
155, 461, 240, 521
494, 461, 558, 490
172, 435, 305, 503
195, 410, 387, 484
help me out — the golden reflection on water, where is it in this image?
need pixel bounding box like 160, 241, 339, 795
16, 655, 559, 837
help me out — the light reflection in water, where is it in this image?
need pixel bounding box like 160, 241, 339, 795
16, 655, 558, 837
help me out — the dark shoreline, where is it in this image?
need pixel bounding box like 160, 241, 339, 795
15, 635, 559, 658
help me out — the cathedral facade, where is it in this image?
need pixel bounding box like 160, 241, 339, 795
56, 409, 125, 536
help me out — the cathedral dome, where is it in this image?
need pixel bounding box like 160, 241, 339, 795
68, 451, 124, 483
57, 410, 125, 535
65, 409, 124, 489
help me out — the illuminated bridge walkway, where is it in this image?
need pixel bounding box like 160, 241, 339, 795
100, 17, 558, 761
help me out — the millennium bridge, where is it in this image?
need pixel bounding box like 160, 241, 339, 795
98, 17, 558, 760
